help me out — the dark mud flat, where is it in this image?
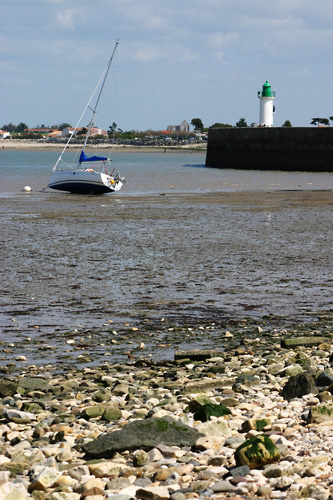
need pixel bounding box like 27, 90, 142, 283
1, 190, 333, 372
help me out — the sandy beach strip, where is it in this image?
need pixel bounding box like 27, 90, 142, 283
0, 140, 207, 153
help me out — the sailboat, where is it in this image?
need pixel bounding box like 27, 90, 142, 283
49, 41, 125, 194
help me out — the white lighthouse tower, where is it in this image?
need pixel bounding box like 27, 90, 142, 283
257, 81, 275, 127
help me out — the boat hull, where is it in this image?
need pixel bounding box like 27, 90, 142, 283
49, 170, 122, 194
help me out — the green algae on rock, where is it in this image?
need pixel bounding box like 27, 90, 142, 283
234, 434, 281, 469
192, 403, 231, 422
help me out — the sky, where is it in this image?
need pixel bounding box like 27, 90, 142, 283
2, 0, 333, 132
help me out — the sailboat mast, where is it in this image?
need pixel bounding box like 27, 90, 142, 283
52, 40, 119, 171
82, 40, 119, 153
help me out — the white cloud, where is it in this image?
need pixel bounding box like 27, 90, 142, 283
55, 9, 82, 30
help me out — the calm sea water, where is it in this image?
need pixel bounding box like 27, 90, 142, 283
1, 150, 333, 370
1, 149, 333, 194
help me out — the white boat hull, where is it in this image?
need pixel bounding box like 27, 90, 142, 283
49, 169, 123, 194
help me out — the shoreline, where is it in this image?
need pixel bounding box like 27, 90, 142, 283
0, 140, 207, 153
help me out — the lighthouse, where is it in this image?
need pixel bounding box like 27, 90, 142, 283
257, 81, 275, 127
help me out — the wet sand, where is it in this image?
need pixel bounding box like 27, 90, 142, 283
1, 189, 332, 371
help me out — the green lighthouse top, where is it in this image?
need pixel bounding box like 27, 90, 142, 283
258, 80, 276, 98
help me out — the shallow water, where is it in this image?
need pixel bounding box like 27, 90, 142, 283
2, 149, 333, 194
1, 151, 333, 369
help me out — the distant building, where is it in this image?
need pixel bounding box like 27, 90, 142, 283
167, 120, 189, 132
62, 127, 107, 137
0, 130, 11, 139
47, 130, 62, 139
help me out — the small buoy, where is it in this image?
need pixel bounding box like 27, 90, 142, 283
22, 186, 32, 192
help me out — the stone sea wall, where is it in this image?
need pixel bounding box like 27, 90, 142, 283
205, 127, 333, 171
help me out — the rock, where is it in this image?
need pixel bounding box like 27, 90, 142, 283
195, 420, 231, 438
256, 485, 272, 496
156, 443, 183, 458
93, 389, 111, 402
133, 449, 149, 466
50, 493, 80, 500
81, 404, 122, 422
88, 461, 121, 478
68, 465, 90, 480
103, 406, 122, 422
136, 486, 170, 500
280, 336, 328, 348
175, 350, 225, 361
147, 448, 163, 461
228, 465, 251, 477
225, 436, 245, 449
192, 403, 231, 422
106, 477, 132, 491
221, 397, 239, 407
211, 479, 238, 493
0, 380, 17, 397
82, 417, 203, 458
241, 417, 271, 432
194, 436, 225, 453
307, 403, 333, 424
318, 391, 332, 403
206, 364, 226, 374
170, 492, 186, 500
183, 378, 235, 393
316, 371, 333, 387
3, 408, 37, 424
0, 482, 28, 500
17, 377, 50, 393
106, 494, 135, 500
76, 477, 106, 496
81, 406, 107, 419
234, 434, 281, 469
112, 384, 130, 396
281, 372, 318, 401
29, 466, 58, 491
283, 364, 303, 377
304, 484, 331, 500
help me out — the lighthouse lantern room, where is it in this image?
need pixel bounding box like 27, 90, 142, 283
257, 81, 276, 127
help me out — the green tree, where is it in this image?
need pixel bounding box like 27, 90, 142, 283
311, 117, 329, 126
191, 118, 204, 132
282, 120, 292, 127
2, 123, 17, 132
209, 122, 233, 128
108, 122, 117, 138
235, 117, 248, 128
15, 122, 28, 133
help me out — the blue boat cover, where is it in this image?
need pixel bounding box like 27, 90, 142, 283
79, 151, 107, 163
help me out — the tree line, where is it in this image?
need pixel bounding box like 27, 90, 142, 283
191, 118, 293, 130
310, 117, 333, 127
9, 116, 333, 136
1, 122, 72, 133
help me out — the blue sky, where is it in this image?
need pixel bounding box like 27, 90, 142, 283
2, 0, 333, 131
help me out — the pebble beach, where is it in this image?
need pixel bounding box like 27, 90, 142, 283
0, 318, 333, 500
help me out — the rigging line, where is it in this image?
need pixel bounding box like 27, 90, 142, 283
82, 40, 119, 153
53, 40, 119, 171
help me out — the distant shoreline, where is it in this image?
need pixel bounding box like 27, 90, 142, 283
1, 140, 207, 154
